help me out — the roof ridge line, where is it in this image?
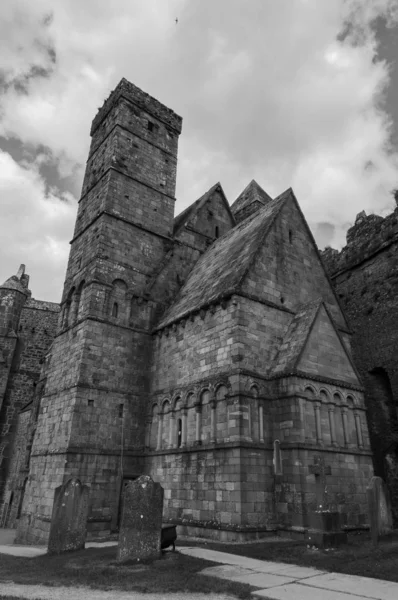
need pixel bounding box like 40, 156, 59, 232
235, 190, 291, 292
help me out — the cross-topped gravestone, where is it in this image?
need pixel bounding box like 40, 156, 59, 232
307, 456, 347, 548
309, 455, 331, 510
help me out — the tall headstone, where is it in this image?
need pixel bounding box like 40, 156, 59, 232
117, 475, 164, 562
367, 476, 393, 545
47, 478, 89, 554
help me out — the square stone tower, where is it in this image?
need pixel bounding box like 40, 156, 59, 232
17, 80, 182, 543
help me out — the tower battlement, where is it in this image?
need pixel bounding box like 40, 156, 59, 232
91, 78, 183, 137
321, 202, 398, 277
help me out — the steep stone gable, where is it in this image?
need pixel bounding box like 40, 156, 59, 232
240, 191, 348, 331
272, 301, 321, 375
297, 304, 359, 386
174, 184, 235, 245
157, 190, 287, 329
231, 180, 272, 223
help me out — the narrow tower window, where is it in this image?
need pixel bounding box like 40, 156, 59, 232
147, 121, 154, 132
289, 229, 293, 243
215, 226, 219, 238
119, 404, 124, 418
112, 302, 118, 318
177, 418, 182, 448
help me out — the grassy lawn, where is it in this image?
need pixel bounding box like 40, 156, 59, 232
179, 530, 398, 582
0, 546, 253, 599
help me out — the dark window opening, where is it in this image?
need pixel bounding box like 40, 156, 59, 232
88, 399, 94, 407
289, 230, 293, 243
119, 404, 124, 418
177, 418, 182, 448
215, 226, 219, 238
280, 296, 285, 304
147, 121, 154, 132
112, 302, 118, 318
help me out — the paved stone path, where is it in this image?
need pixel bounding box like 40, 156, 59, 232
180, 547, 398, 600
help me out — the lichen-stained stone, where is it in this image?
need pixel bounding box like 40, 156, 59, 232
117, 475, 163, 562
47, 478, 89, 554
322, 205, 398, 526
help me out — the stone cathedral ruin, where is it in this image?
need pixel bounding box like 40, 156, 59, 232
0, 78, 397, 543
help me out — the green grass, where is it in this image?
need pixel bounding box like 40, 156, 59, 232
179, 530, 398, 582
0, 547, 253, 599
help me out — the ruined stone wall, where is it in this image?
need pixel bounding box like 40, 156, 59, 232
322, 205, 398, 524
0, 299, 59, 517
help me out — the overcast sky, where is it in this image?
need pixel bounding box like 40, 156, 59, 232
1, 0, 398, 302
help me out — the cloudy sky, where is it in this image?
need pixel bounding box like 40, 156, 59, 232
1, 0, 398, 302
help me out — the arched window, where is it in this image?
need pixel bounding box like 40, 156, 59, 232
63, 288, 75, 328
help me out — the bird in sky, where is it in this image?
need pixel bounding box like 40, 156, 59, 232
175, 17, 178, 25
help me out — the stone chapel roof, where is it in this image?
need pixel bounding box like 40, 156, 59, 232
157, 187, 292, 329
271, 300, 322, 375
173, 182, 234, 235
230, 179, 273, 217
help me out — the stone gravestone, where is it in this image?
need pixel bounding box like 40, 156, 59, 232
117, 475, 164, 562
47, 478, 89, 554
307, 455, 347, 548
367, 476, 393, 545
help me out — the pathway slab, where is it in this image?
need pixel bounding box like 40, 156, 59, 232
252, 582, 379, 600
179, 547, 324, 577
201, 565, 296, 588
300, 573, 398, 600
0, 545, 46, 557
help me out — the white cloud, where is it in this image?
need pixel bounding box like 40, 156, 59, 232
0, 150, 76, 300
0, 0, 398, 299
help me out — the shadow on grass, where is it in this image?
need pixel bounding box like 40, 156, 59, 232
0, 547, 253, 599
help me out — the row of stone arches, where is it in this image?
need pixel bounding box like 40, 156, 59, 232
61, 280, 86, 328
303, 386, 364, 448
148, 384, 231, 449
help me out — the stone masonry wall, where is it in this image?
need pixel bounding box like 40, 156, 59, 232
0, 299, 59, 517
322, 204, 398, 524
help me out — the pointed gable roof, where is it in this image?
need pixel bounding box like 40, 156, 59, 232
156, 188, 291, 329
173, 182, 234, 236
272, 300, 321, 375
230, 180, 272, 218
272, 300, 361, 386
